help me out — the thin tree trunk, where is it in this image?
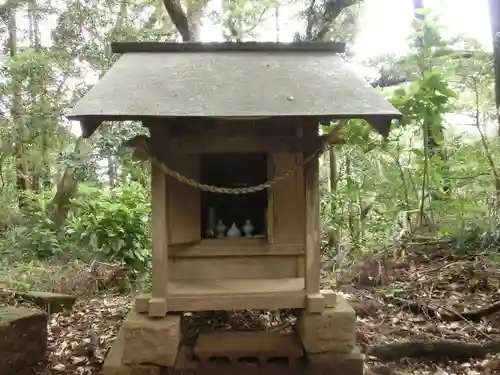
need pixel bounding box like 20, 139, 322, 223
345, 155, 357, 245
413, 0, 449, 199
300, 0, 358, 247
49, 0, 130, 225
328, 148, 339, 248
50, 137, 90, 226
29, 0, 50, 191
488, 0, 500, 134
8, 6, 29, 207
275, 5, 280, 42
186, 0, 207, 41
108, 154, 117, 188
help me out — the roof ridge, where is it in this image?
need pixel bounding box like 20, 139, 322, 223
111, 41, 346, 54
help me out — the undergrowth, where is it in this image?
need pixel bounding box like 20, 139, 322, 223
0, 182, 152, 295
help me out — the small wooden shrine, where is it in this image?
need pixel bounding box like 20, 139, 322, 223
68, 41, 400, 317
68, 42, 401, 375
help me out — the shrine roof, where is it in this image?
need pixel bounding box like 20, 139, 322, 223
67, 42, 401, 137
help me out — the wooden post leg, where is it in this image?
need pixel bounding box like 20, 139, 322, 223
149, 162, 168, 317
304, 153, 324, 313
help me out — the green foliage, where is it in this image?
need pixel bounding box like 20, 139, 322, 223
69, 182, 151, 276
0, 181, 151, 285
391, 71, 456, 124
0, 0, 499, 296
319, 9, 497, 258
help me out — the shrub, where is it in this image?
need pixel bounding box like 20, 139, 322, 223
68, 182, 151, 278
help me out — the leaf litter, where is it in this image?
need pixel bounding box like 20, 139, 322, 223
1, 248, 500, 374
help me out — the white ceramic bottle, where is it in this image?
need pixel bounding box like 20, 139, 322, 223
227, 222, 241, 237
242, 219, 255, 237
215, 219, 227, 238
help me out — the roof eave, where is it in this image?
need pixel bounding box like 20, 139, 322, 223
69, 113, 401, 139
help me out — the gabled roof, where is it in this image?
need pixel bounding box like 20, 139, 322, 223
67, 42, 401, 137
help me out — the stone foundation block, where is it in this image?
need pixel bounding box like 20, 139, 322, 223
296, 294, 356, 353
122, 310, 181, 366
103, 329, 160, 375
307, 347, 365, 375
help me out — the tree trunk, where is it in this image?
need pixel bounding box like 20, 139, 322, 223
225, 0, 242, 41
49, 0, 130, 225
29, 0, 50, 192
412, 0, 449, 198
275, 5, 280, 42
107, 154, 117, 189
162, 0, 193, 41
301, 0, 358, 247
50, 137, 90, 226
488, 0, 500, 134
162, 0, 221, 43
345, 155, 358, 245
7, 6, 29, 208
327, 147, 340, 248
186, 0, 207, 41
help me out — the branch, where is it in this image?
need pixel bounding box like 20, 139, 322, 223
142, 8, 159, 31
366, 339, 500, 361
385, 295, 500, 322
162, 0, 191, 41
305, 0, 316, 41
245, 8, 269, 34
313, 0, 356, 41
370, 75, 409, 88
227, 15, 241, 42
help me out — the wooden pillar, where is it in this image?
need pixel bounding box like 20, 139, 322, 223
304, 146, 324, 313
267, 153, 275, 243
149, 148, 168, 317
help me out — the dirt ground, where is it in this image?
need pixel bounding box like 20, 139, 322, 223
3, 248, 500, 375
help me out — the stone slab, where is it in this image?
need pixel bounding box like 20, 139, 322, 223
122, 310, 181, 366
15, 291, 76, 313
307, 347, 365, 375
103, 329, 160, 375
296, 294, 356, 354
0, 307, 48, 375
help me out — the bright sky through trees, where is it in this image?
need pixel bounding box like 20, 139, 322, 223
354, 0, 491, 59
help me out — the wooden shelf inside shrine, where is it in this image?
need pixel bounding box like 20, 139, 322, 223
169, 238, 304, 258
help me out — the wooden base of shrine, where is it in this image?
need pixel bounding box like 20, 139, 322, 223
105, 295, 364, 375
193, 331, 304, 364
136, 278, 306, 312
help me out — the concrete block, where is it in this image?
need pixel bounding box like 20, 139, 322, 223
307, 347, 365, 375
296, 294, 356, 354
122, 310, 181, 366
103, 329, 160, 375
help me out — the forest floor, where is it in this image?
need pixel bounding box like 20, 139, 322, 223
3, 244, 500, 375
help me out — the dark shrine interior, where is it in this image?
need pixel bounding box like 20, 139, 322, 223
200, 153, 267, 238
